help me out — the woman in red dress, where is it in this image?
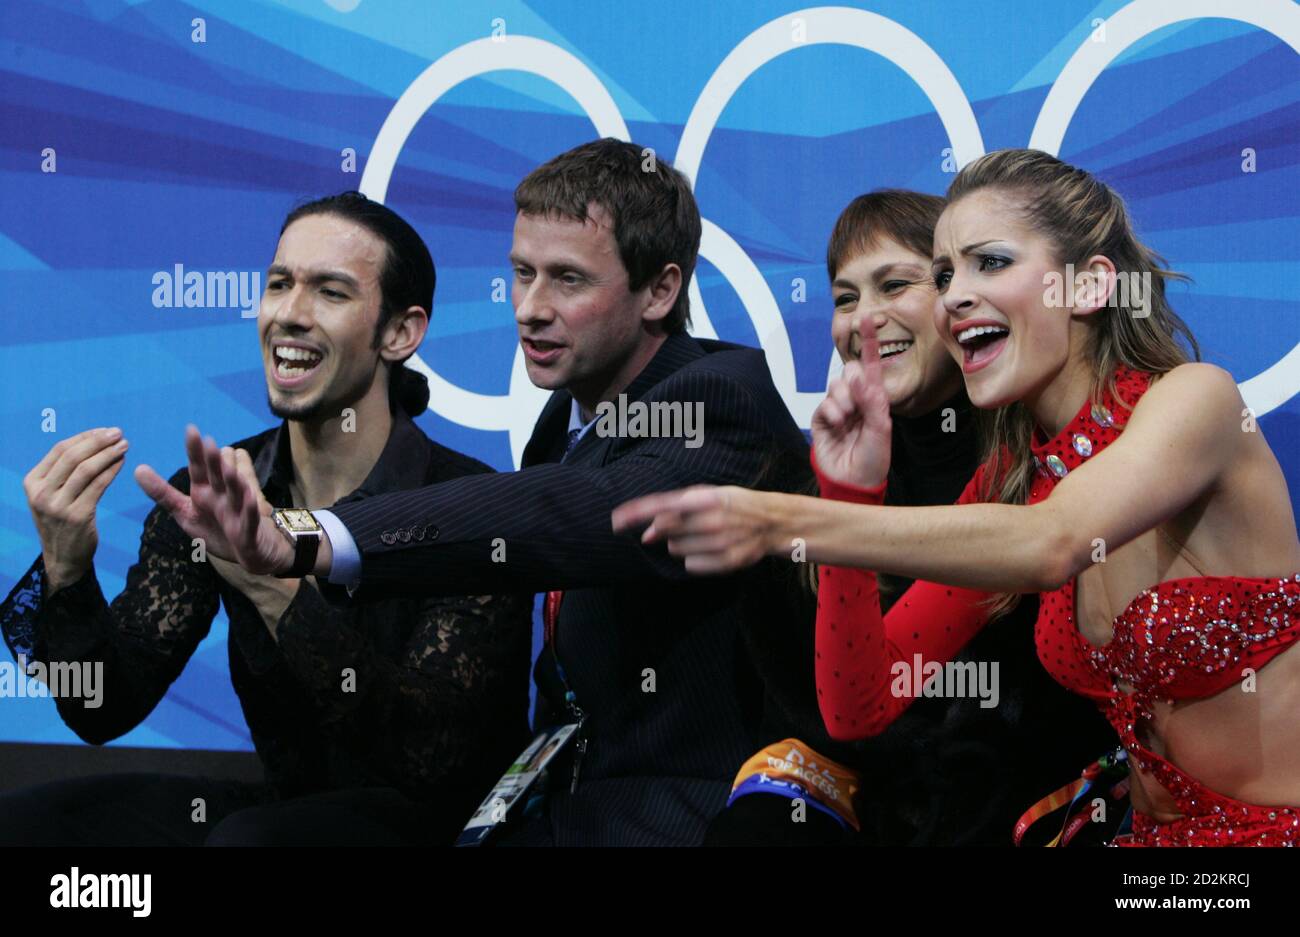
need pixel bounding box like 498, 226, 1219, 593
614, 149, 1300, 846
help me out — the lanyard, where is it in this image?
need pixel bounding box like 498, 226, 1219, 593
542, 589, 587, 791
540, 417, 596, 791
1014, 748, 1129, 846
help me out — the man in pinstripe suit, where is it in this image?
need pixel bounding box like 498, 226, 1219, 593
138, 139, 812, 845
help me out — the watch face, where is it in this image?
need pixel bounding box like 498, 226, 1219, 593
279, 509, 319, 533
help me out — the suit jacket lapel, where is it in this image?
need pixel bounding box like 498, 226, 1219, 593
522, 390, 574, 468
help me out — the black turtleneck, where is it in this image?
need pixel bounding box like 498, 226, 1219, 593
885, 387, 980, 510
878, 388, 980, 603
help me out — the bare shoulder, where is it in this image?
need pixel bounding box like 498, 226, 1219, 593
1144, 361, 1240, 398
1135, 362, 1243, 431
1140, 364, 1271, 515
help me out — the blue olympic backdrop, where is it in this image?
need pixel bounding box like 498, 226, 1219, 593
1, 0, 1297, 751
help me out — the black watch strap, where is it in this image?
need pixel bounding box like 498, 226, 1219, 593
284, 531, 321, 579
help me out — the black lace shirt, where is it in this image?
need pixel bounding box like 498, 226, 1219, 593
0, 410, 534, 807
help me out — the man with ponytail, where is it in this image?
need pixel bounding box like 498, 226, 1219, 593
0, 192, 533, 845
136, 140, 813, 847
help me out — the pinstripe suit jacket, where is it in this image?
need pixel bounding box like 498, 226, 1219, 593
324, 332, 812, 845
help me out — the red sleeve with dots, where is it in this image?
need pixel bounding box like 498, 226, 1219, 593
812, 448, 999, 741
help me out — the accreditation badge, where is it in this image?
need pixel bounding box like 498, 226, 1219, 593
455, 723, 579, 846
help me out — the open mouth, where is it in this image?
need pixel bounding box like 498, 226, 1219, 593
954, 324, 1009, 371
522, 338, 565, 364
273, 344, 324, 383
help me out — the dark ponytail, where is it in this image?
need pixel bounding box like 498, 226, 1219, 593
389, 364, 431, 417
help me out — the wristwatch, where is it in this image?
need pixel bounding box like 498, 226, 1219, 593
272, 508, 323, 578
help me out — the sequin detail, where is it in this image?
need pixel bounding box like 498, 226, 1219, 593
1029, 365, 1300, 846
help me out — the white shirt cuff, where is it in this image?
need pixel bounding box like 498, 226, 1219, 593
314, 509, 361, 593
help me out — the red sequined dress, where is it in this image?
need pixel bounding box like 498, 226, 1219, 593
813, 364, 1300, 846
